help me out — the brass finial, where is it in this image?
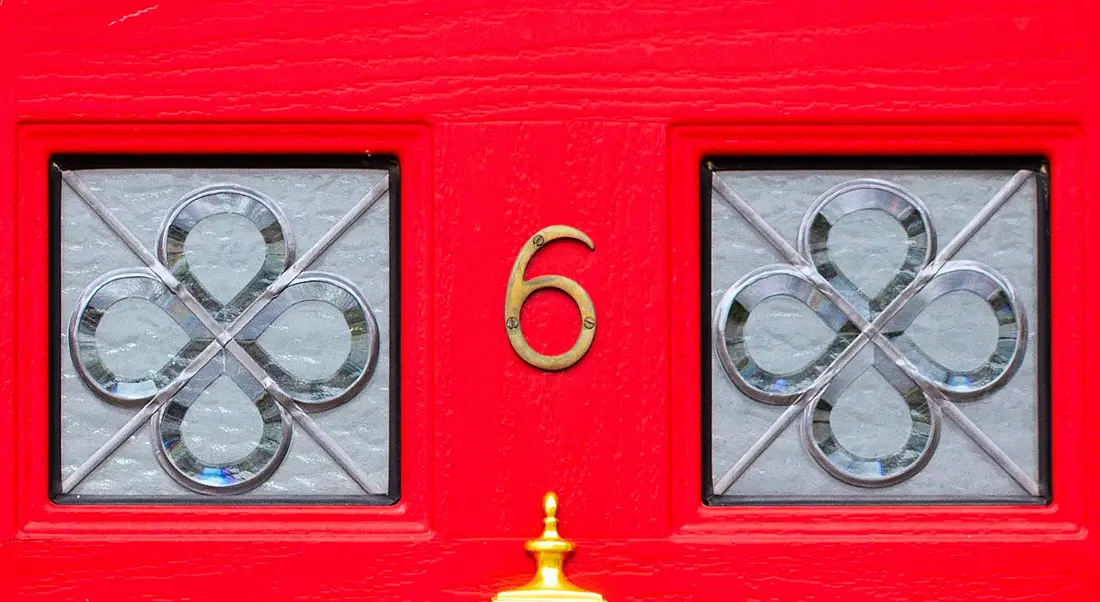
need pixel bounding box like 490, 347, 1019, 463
527, 492, 568, 552
492, 492, 605, 601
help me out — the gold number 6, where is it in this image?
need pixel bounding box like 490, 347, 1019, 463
504, 225, 596, 371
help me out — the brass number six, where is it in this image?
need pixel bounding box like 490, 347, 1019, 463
505, 225, 596, 371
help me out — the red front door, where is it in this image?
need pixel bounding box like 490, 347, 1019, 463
3, 1, 1098, 600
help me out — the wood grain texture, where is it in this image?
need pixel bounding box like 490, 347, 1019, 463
5, 0, 1088, 122
1078, 0, 1100, 582
2, 0, 1099, 599
0, 0, 15, 550
1, 537, 1091, 600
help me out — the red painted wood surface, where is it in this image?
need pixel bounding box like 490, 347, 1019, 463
2, 1, 1099, 600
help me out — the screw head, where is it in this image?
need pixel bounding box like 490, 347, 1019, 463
533, 234, 545, 247
506, 316, 520, 330
583, 316, 596, 330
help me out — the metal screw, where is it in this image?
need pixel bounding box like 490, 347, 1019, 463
583, 316, 596, 330
533, 234, 545, 247
506, 316, 520, 330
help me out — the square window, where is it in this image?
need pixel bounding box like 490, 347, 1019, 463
53, 157, 399, 504
704, 159, 1049, 505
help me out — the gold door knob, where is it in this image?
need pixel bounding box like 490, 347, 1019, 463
492, 492, 606, 601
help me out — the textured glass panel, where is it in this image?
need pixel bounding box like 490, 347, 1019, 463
57, 164, 395, 503
707, 165, 1047, 504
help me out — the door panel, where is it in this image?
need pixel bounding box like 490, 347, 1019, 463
433, 122, 669, 539
3, 1, 1099, 600
669, 126, 1088, 536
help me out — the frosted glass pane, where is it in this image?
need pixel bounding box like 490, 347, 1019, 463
708, 166, 1046, 504
57, 164, 395, 503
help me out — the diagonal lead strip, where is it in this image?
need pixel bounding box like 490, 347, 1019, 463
228, 176, 390, 337
223, 341, 385, 494
61, 174, 389, 494
712, 330, 877, 494
869, 169, 1034, 322
711, 170, 1037, 494
936, 397, 1041, 495
711, 174, 873, 331
61, 343, 223, 492
713, 333, 877, 494
935, 169, 1034, 265
61, 170, 163, 276
61, 171, 227, 339
866, 332, 1041, 495
711, 174, 805, 268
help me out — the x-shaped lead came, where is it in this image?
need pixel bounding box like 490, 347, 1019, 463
711, 170, 1040, 496
61, 170, 390, 495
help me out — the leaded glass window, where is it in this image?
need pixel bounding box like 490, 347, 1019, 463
54, 158, 398, 503
705, 160, 1048, 504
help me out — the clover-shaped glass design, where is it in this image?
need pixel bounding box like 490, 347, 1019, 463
708, 167, 1045, 502
58, 167, 394, 501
